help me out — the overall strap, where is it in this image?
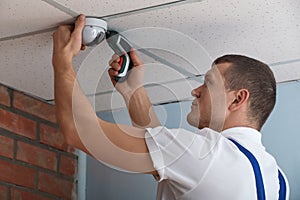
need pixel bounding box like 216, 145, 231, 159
228, 138, 265, 200
278, 169, 287, 200
228, 139, 287, 200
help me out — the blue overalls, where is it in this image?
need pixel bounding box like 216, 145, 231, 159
229, 139, 287, 200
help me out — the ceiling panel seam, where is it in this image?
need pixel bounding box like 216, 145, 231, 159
136, 48, 198, 77
269, 58, 300, 67
45, 79, 300, 103
0, 27, 58, 42
49, 81, 300, 109
45, 75, 204, 102
70, 71, 300, 98
102, 0, 202, 20
87, 75, 203, 97
41, 0, 201, 20
41, 0, 79, 17
43, 58, 300, 102
0, 0, 201, 42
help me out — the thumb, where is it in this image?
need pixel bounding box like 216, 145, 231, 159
130, 48, 143, 66
70, 14, 86, 44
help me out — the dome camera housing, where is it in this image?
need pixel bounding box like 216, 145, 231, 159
82, 17, 107, 46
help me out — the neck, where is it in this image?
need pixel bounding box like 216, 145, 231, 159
222, 118, 259, 131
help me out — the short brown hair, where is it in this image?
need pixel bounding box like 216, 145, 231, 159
214, 55, 276, 130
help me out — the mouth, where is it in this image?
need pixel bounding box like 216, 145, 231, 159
191, 101, 198, 109
192, 101, 198, 106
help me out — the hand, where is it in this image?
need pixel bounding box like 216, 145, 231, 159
108, 49, 145, 98
52, 14, 86, 71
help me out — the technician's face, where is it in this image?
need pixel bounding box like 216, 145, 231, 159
187, 63, 230, 131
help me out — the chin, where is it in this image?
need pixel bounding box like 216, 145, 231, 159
187, 113, 211, 130
186, 113, 199, 128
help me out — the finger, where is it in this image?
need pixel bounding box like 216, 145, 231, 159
109, 54, 120, 65
109, 57, 120, 65
130, 48, 143, 66
112, 54, 120, 61
108, 68, 119, 76
110, 62, 121, 70
108, 69, 118, 85
70, 14, 86, 44
81, 44, 86, 51
110, 77, 117, 85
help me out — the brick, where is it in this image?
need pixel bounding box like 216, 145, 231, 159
13, 91, 56, 123
38, 172, 74, 199
0, 135, 14, 158
0, 85, 10, 107
59, 155, 77, 177
40, 124, 69, 152
0, 185, 8, 200
16, 141, 57, 171
0, 159, 36, 189
11, 187, 51, 200
0, 108, 36, 139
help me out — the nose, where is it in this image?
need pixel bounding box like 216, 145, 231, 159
191, 86, 202, 98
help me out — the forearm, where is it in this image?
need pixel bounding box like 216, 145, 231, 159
54, 66, 74, 129
54, 66, 155, 173
123, 87, 161, 128
53, 63, 90, 153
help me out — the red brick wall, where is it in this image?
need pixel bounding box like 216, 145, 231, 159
0, 84, 78, 200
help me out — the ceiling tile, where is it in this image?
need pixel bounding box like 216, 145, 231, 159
107, 0, 300, 65
0, 32, 54, 99
0, 31, 91, 100
0, 0, 71, 38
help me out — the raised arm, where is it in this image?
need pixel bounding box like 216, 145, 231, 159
108, 50, 161, 128
52, 15, 156, 174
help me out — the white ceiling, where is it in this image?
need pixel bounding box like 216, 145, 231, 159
1, 0, 300, 111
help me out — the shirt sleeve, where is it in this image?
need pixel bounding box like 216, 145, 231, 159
145, 126, 198, 182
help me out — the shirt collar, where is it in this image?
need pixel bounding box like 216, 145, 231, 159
221, 127, 262, 145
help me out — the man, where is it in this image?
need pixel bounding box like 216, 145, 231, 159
52, 15, 289, 199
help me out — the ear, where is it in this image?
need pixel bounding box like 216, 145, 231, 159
229, 89, 250, 111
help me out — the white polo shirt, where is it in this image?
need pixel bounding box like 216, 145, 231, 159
145, 126, 289, 200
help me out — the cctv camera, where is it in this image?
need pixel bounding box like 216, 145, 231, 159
82, 17, 107, 46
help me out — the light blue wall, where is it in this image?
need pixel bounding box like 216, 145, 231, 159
262, 81, 300, 200
86, 81, 300, 200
